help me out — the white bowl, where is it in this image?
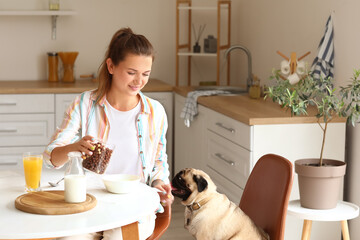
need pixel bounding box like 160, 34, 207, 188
102, 174, 141, 194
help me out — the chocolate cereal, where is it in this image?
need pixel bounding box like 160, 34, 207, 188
82, 142, 113, 174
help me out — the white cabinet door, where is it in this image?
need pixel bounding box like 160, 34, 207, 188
0, 94, 54, 114
0, 114, 54, 147
0, 94, 55, 170
205, 109, 250, 203
207, 131, 251, 190
206, 108, 252, 151
174, 94, 205, 174
55, 94, 79, 128
145, 92, 174, 178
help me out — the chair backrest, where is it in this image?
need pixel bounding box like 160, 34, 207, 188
239, 154, 293, 240
146, 204, 172, 240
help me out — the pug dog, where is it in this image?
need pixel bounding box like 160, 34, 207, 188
171, 168, 269, 240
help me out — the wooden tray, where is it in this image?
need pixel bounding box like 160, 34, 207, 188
15, 190, 97, 215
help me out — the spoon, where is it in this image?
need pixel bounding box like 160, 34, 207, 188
48, 177, 64, 187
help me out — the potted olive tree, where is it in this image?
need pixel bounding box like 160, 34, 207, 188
265, 69, 360, 209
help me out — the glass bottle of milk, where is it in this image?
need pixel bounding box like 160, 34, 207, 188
65, 152, 86, 203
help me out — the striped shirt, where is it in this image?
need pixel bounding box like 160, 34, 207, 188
44, 90, 169, 185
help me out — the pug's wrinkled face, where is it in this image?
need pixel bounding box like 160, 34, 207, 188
171, 168, 215, 205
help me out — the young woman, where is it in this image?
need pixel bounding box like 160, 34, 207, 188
44, 27, 173, 240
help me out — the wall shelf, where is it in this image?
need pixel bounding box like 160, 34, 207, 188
178, 6, 228, 10
0, 10, 76, 16
176, 0, 231, 86
178, 52, 217, 57
0, 10, 77, 40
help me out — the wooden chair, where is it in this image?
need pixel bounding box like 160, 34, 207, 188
146, 203, 172, 240
239, 154, 294, 240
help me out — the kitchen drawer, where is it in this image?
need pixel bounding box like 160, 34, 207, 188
0, 114, 54, 147
205, 165, 243, 203
0, 94, 54, 114
206, 109, 251, 150
206, 130, 251, 189
0, 146, 46, 169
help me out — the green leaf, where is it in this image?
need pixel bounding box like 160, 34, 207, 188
264, 68, 360, 126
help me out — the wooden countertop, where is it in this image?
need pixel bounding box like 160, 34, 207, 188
0, 79, 173, 94
174, 86, 346, 125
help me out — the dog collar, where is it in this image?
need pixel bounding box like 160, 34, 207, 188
186, 198, 211, 211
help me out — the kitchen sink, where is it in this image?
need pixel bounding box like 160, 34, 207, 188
193, 86, 248, 95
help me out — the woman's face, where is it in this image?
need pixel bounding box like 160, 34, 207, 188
107, 53, 152, 97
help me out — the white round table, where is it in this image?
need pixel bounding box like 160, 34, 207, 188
0, 169, 160, 239
288, 200, 359, 240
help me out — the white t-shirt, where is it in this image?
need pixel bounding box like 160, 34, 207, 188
104, 99, 142, 175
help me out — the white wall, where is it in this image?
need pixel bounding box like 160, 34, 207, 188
235, 0, 341, 86
0, 0, 176, 83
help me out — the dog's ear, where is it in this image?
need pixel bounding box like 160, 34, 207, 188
193, 175, 208, 192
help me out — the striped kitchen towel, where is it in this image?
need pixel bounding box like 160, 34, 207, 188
180, 90, 230, 127
311, 14, 334, 81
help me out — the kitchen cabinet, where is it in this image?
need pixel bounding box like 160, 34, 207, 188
0, 114, 54, 147
205, 108, 252, 202
0, 94, 54, 113
174, 94, 252, 202
174, 93, 346, 240
0, 94, 55, 169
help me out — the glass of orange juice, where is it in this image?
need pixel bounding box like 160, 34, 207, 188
23, 152, 43, 192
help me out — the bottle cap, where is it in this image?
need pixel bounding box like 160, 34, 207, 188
67, 152, 82, 158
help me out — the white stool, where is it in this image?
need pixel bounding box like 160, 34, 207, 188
288, 200, 359, 240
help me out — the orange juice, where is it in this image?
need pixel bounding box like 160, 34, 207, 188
23, 154, 43, 191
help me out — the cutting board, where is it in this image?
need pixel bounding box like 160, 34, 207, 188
15, 190, 97, 215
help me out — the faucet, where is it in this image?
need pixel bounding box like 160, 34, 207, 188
224, 45, 253, 91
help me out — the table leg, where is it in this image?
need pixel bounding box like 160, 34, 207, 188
341, 220, 350, 240
121, 222, 139, 240
301, 220, 312, 240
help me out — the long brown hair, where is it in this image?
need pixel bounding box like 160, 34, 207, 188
94, 27, 155, 103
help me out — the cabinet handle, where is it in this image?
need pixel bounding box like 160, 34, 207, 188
215, 153, 235, 166
0, 128, 17, 133
0, 161, 17, 166
215, 122, 235, 133
0, 102, 16, 106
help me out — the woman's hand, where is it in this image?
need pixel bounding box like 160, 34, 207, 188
51, 135, 95, 167
152, 180, 174, 207
70, 135, 95, 156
